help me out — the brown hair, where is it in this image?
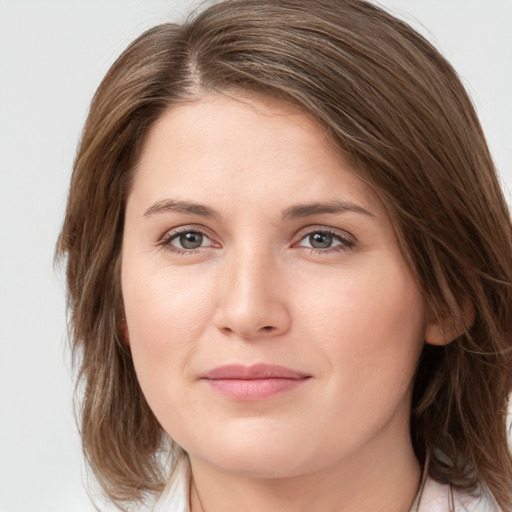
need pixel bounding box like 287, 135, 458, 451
57, 0, 512, 509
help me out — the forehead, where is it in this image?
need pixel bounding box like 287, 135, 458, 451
138, 92, 335, 168
130, 92, 384, 218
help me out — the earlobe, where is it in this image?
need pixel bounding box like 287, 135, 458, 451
424, 323, 450, 346
425, 298, 475, 346
120, 319, 130, 347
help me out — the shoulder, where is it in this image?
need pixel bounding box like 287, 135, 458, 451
151, 456, 190, 512
417, 477, 502, 512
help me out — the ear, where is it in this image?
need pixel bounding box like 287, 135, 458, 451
425, 298, 475, 346
119, 319, 130, 347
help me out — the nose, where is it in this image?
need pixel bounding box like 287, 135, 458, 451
213, 248, 291, 340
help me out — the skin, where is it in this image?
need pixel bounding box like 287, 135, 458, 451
121, 92, 437, 512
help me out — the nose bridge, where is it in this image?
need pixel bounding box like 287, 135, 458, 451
215, 240, 290, 338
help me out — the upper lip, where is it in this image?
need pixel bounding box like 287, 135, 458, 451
202, 363, 310, 380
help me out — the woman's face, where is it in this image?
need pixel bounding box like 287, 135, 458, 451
121, 93, 427, 478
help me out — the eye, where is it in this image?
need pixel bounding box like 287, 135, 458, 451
295, 229, 355, 252
305, 232, 338, 249
174, 231, 206, 249
159, 228, 217, 253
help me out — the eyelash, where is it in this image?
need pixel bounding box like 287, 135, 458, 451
157, 227, 216, 255
157, 226, 356, 255
294, 228, 356, 254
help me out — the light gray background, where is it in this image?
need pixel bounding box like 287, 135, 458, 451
1, 1, 511, 511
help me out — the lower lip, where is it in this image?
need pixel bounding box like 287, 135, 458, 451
204, 378, 308, 400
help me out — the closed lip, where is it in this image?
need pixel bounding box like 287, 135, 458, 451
201, 363, 311, 380
201, 363, 311, 400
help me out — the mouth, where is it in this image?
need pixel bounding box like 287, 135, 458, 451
201, 363, 311, 400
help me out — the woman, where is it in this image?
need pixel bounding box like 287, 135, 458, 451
57, 0, 512, 510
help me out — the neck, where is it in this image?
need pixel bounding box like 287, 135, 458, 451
189, 405, 421, 512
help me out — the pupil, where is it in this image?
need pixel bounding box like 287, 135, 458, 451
180, 232, 203, 249
310, 232, 332, 248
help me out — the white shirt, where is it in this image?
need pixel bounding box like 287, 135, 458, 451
152, 458, 501, 512
411, 477, 501, 512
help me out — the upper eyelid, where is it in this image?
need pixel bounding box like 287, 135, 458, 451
157, 224, 356, 247
294, 225, 356, 242
160, 224, 216, 240
157, 227, 220, 254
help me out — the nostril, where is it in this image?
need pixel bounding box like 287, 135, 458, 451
262, 326, 274, 331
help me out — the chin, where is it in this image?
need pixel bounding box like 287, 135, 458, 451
182, 420, 319, 479
208, 448, 312, 479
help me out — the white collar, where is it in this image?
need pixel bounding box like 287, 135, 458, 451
152, 457, 500, 512
413, 475, 501, 512
152, 455, 190, 512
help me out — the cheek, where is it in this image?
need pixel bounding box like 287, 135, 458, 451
288, 264, 426, 457
295, 262, 426, 390
123, 258, 212, 339
121, 262, 215, 406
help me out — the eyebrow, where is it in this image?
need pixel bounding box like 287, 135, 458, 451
143, 198, 375, 221
143, 199, 221, 219
282, 200, 375, 220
